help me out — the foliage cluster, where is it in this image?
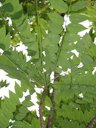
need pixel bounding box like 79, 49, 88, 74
0, 0, 96, 128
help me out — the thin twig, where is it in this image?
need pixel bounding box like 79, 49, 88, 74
87, 115, 96, 128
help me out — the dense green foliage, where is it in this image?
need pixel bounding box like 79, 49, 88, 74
0, 0, 96, 128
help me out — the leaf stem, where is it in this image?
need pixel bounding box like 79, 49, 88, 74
35, 0, 39, 24
56, 31, 65, 68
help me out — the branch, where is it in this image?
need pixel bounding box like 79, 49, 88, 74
39, 86, 48, 128
87, 115, 96, 128
46, 87, 55, 128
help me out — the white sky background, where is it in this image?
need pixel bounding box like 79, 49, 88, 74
0, 14, 96, 116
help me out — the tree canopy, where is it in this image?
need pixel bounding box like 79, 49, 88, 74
0, 0, 96, 128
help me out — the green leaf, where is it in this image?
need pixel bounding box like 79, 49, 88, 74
2, 3, 13, 12
0, 80, 9, 88
3, 0, 22, 14
45, 96, 52, 107
31, 118, 40, 128
0, 27, 10, 50
71, 1, 88, 12
49, 0, 68, 13
48, 12, 63, 34
0, 84, 23, 128
70, 14, 88, 23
